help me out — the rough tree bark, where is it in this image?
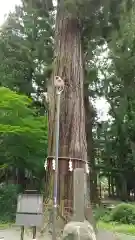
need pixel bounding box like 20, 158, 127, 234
48, 5, 87, 161
47, 1, 88, 219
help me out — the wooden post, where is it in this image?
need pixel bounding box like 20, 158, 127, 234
72, 168, 85, 222
20, 226, 24, 240
32, 226, 36, 239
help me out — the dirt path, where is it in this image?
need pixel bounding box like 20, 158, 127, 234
97, 230, 135, 240
0, 228, 135, 240
0, 228, 50, 240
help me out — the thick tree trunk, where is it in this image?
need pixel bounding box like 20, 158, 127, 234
47, 2, 87, 222
48, 7, 87, 161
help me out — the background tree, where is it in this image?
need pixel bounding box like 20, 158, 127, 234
0, 87, 47, 190
92, 1, 135, 201
0, 0, 53, 110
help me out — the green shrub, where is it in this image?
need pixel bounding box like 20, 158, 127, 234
110, 203, 135, 224
0, 184, 19, 223
93, 206, 110, 222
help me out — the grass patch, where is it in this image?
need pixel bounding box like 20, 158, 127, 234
0, 222, 14, 229
98, 221, 135, 236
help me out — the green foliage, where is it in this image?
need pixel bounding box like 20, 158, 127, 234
0, 184, 19, 223
110, 204, 135, 224
91, 1, 135, 201
0, 2, 53, 97
95, 204, 135, 225
98, 221, 135, 236
93, 206, 110, 222
0, 87, 48, 185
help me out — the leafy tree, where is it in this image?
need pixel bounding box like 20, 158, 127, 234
0, 0, 53, 101
92, 1, 135, 201
0, 87, 47, 189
